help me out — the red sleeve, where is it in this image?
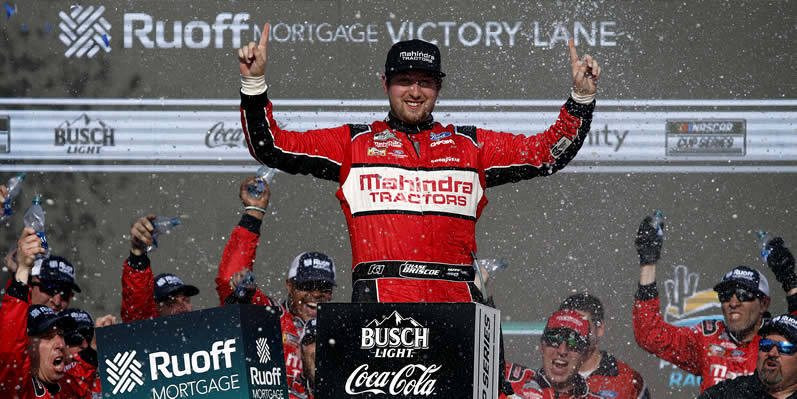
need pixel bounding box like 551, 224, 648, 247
61, 350, 98, 399
0, 285, 32, 397
478, 98, 594, 188
121, 258, 157, 323
240, 91, 349, 181
633, 296, 704, 375
215, 222, 278, 307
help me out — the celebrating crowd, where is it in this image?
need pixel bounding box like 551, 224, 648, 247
0, 28, 793, 399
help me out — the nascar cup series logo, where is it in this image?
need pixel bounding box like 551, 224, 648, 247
346, 311, 441, 396
59, 6, 111, 58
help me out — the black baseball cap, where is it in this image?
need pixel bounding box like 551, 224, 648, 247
27, 304, 76, 336
385, 39, 446, 78
288, 252, 336, 286
760, 314, 797, 344
31, 255, 82, 293
153, 273, 200, 303
59, 308, 94, 346
713, 265, 770, 297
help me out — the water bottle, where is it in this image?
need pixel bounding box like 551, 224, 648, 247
234, 270, 257, 299
23, 195, 49, 259
146, 216, 181, 252
649, 210, 664, 237
246, 166, 277, 198
476, 258, 510, 279
1, 172, 26, 221
757, 230, 773, 263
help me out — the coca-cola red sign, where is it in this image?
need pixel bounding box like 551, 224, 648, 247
316, 303, 500, 399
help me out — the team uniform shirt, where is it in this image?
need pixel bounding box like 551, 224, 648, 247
120, 253, 158, 322
0, 280, 97, 399
580, 351, 650, 399
505, 363, 601, 399
240, 90, 594, 303
697, 372, 797, 399
215, 215, 312, 399
63, 350, 101, 399
633, 282, 797, 392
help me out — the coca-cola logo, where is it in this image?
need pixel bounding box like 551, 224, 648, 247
205, 121, 245, 148
344, 364, 441, 396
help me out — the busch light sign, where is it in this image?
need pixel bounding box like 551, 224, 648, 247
316, 302, 500, 399
97, 305, 287, 398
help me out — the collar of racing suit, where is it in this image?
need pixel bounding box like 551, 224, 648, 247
536, 367, 590, 397
590, 351, 619, 377
32, 375, 61, 396
727, 316, 770, 346
281, 299, 308, 329
385, 112, 435, 134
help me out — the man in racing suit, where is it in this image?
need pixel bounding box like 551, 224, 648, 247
0, 227, 97, 399
216, 177, 335, 399
504, 310, 601, 399
633, 214, 797, 392
237, 27, 600, 303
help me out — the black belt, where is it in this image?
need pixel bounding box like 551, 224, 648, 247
352, 260, 476, 282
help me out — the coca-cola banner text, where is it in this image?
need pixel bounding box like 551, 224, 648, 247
316, 302, 500, 399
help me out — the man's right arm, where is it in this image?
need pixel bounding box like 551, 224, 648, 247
632, 216, 705, 376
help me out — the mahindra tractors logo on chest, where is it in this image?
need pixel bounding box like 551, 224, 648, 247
59, 6, 111, 58
361, 311, 429, 358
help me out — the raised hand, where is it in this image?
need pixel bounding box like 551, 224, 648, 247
568, 40, 600, 95
635, 216, 663, 265
16, 226, 45, 281
130, 214, 156, 255
238, 23, 269, 77
766, 237, 797, 291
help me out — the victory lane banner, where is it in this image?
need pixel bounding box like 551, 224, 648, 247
96, 305, 288, 399
316, 302, 501, 399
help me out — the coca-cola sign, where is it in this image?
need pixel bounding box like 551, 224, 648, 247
316, 303, 500, 399
205, 121, 245, 148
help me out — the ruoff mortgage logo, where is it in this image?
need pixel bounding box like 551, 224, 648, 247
255, 337, 271, 364
105, 351, 145, 394
360, 311, 429, 358
58, 5, 111, 58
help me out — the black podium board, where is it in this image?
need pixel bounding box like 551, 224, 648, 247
96, 305, 288, 399
316, 302, 501, 399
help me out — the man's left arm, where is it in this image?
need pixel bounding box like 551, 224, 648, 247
479, 40, 599, 187
764, 237, 797, 313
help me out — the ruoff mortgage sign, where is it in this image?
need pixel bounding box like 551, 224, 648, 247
96, 305, 287, 399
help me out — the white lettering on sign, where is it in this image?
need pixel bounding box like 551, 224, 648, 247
149, 339, 236, 381
344, 364, 441, 396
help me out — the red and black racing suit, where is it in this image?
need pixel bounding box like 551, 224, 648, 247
120, 253, 158, 322
633, 282, 797, 392
581, 351, 650, 399
505, 363, 601, 399
240, 90, 594, 303
0, 280, 98, 399
215, 214, 312, 399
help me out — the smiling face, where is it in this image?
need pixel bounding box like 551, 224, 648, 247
286, 279, 333, 321
29, 327, 67, 384
539, 329, 588, 392
382, 70, 441, 125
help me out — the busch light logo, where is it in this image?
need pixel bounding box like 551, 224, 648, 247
58, 6, 111, 58
205, 122, 245, 148
255, 337, 271, 364
105, 351, 145, 394
360, 311, 429, 358
54, 114, 115, 155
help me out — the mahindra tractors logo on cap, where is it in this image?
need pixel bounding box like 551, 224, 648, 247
105, 351, 145, 394
59, 6, 111, 58
399, 50, 435, 65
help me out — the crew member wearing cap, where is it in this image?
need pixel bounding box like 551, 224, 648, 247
505, 310, 600, 398
0, 227, 97, 398
236, 25, 600, 303
215, 177, 334, 399
559, 293, 650, 399
632, 215, 797, 392
121, 215, 200, 322
4, 248, 82, 312
60, 308, 117, 399
699, 313, 797, 398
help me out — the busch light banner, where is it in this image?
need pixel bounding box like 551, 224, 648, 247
316, 303, 501, 399
97, 305, 288, 399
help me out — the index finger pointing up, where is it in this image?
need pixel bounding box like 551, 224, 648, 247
568, 39, 578, 65
260, 23, 270, 47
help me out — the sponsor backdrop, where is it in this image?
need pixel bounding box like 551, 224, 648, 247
0, 1, 795, 397
97, 305, 288, 399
